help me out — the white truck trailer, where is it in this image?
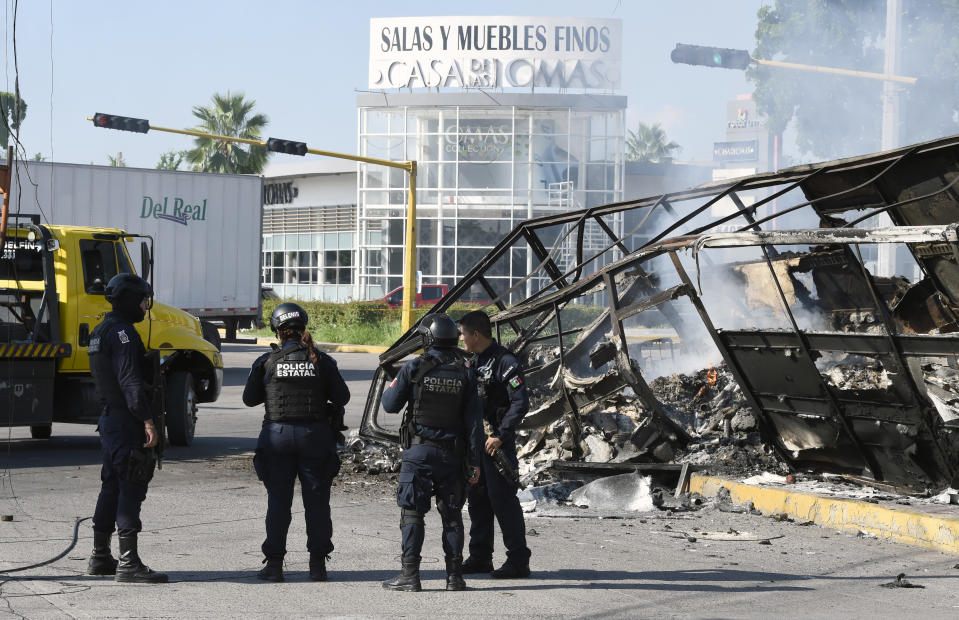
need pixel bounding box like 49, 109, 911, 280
9, 161, 263, 345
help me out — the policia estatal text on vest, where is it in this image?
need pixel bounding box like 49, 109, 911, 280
243, 302, 350, 582
380, 314, 484, 592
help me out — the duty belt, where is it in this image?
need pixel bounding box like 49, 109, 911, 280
411, 435, 457, 452
265, 415, 329, 424
100, 405, 128, 418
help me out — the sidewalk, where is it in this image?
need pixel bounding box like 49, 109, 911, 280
691, 474, 959, 555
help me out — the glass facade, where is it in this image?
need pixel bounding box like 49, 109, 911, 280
356, 93, 625, 303
262, 223, 356, 301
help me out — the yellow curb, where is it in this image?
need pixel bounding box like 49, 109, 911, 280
690, 474, 959, 555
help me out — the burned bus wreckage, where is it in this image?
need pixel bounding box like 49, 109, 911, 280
359, 134, 959, 494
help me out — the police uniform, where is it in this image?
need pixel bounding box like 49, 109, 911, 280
90, 311, 156, 542
466, 340, 532, 575
88, 273, 168, 584
243, 338, 350, 579
381, 346, 483, 591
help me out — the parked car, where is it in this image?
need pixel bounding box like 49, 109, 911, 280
379, 284, 448, 309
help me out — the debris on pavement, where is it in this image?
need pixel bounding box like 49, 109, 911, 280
342, 433, 401, 476
880, 573, 925, 589
567, 473, 659, 512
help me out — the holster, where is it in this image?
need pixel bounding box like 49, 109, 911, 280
121, 447, 156, 485
399, 409, 413, 450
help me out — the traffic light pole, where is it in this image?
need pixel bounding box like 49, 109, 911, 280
88, 117, 421, 333
752, 58, 916, 85
673, 36, 917, 278
671, 42, 918, 85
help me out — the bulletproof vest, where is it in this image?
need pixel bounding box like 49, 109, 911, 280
263, 343, 327, 422
88, 316, 134, 414
411, 351, 469, 432
476, 345, 509, 424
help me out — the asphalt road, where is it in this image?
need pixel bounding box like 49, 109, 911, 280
1, 343, 958, 619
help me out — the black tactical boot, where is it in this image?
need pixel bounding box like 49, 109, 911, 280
87, 530, 118, 576
308, 554, 327, 582
445, 555, 466, 591
115, 535, 169, 584
382, 555, 422, 592
257, 557, 285, 582
461, 556, 493, 574
491, 560, 531, 579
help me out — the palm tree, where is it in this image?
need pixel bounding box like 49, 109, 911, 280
0, 92, 27, 149
625, 121, 680, 163
185, 91, 269, 174
156, 150, 186, 170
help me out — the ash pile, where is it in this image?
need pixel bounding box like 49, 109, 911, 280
345, 360, 959, 493
515, 363, 786, 488
341, 435, 401, 476
516, 358, 959, 490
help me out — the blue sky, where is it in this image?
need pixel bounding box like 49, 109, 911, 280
3, 1, 768, 169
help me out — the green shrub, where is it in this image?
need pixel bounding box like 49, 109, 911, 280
257, 299, 495, 346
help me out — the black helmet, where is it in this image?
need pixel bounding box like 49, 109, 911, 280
104, 273, 153, 305
270, 302, 308, 332
417, 313, 459, 350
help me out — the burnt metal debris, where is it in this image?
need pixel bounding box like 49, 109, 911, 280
360, 134, 959, 493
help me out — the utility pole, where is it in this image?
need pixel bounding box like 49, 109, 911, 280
877, 0, 902, 276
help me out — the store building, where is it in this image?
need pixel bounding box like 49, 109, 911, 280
355, 91, 625, 303
353, 16, 626, 304
258, 16, 695, 303
260, 159, 357, 301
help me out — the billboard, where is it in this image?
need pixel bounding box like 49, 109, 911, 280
713, 140, 759, 162
370, 16, 622, 90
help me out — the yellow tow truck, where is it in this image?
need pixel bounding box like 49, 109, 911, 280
1, 214, 222, 445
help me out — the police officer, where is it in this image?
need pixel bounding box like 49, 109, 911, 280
87, 273, 167, 584
243, 302, 350, 582
457, 310, 532, 578
381, 314, 483, 592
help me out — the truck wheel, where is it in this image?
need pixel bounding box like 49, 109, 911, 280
166, 371, 197, 447
30, 424, 52, 439
201, 321, 222, 351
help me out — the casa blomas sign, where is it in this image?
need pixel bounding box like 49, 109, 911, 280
370, 16, 622, 90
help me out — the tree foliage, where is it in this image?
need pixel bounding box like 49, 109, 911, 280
156, 150, 186, 170
0, 92, 27, 149
185, 91, 269, 174
625, 121, 680, 163
750, 0, 959, 160
108, 152, 127, 167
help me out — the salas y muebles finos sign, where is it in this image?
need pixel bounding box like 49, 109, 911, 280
370, 16, 622, 90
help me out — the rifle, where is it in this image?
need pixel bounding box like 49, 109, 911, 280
491, 448, 520, 491
483, 420, 520, 490
328, 403, 348, 444
144, 350, 167, 470
398, 406, 413, 449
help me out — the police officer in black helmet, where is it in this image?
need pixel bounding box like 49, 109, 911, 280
243, 302, 350, 582
458, 309, 532, 578
87, 273, 167, 584
381, 314, 483, 592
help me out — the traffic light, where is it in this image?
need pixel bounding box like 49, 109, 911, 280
92, 113, 150, 133
267, 137, 308, 156
671, 44, 751, 70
